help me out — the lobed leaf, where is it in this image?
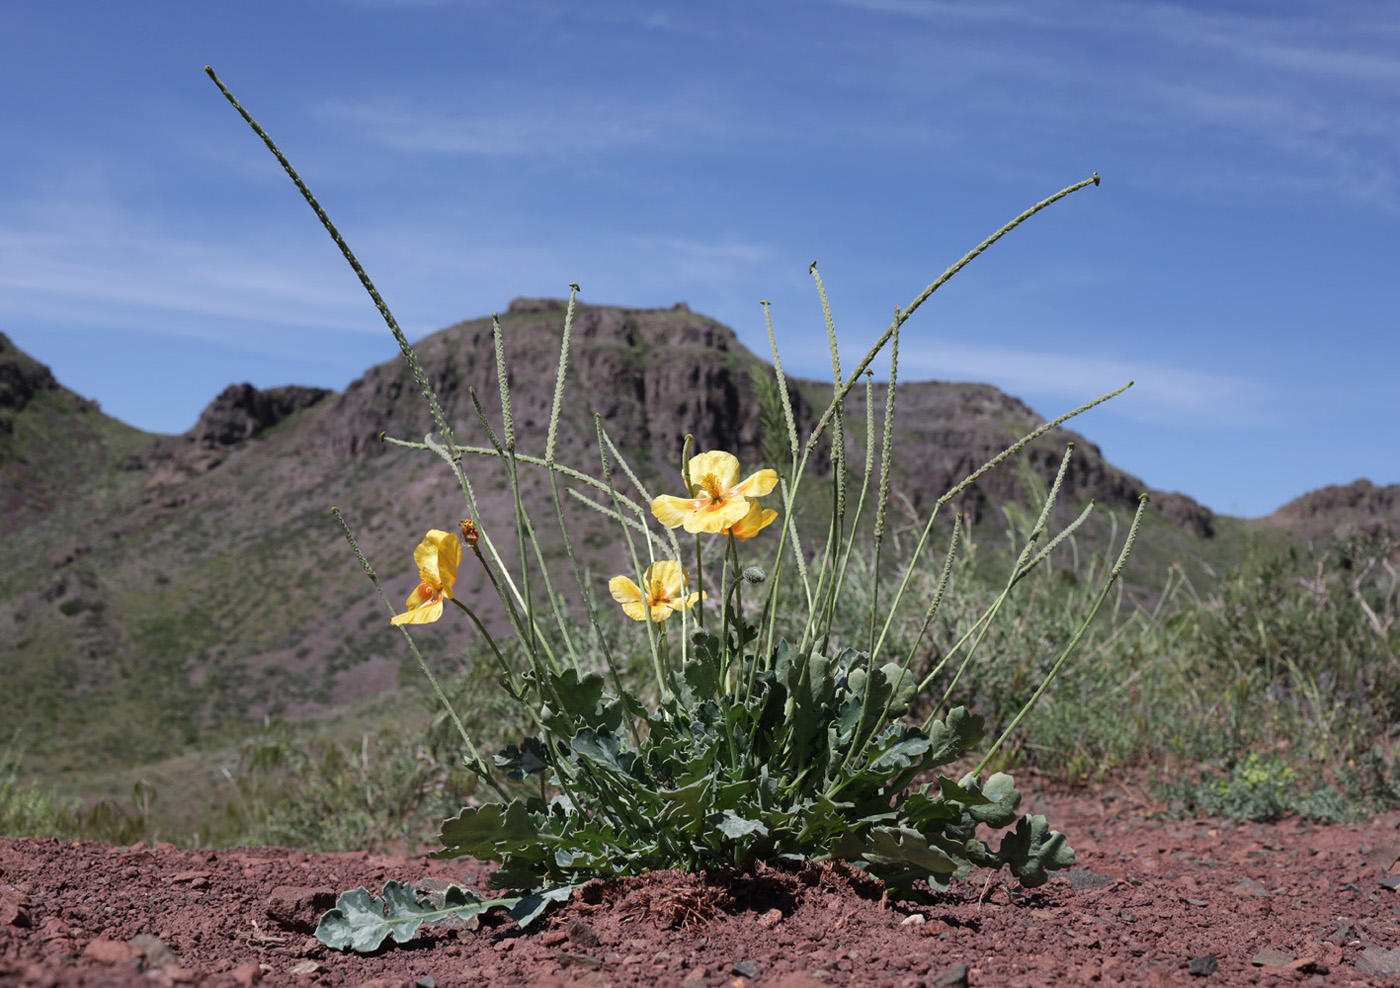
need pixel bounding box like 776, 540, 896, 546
316, 881, 494, 953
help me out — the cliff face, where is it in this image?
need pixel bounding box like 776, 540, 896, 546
308, 300, 1205, 535
1263, 479, 1400, 540
320, 299, 782, 471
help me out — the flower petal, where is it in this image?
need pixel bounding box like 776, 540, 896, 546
730, 469, 778, 500
651, 495, 699, 529
643, 560, 688, 596
687, 451, 740, 493
391, 597, 445, 625
683, 496, 752, 534
413, 529, 462, 591
609, 576, 644, 604
619, 600, 650, 621
728, 503, 778, 541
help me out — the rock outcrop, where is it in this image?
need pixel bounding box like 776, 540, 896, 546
1264, 479, 1400, 539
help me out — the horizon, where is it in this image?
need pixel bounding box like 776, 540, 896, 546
2, 2, 1398, 518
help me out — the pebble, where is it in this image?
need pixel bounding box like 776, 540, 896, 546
932, 962, 970, 987
1356, 947, 1400, 976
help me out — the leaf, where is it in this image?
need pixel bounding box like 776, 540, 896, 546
711, 809, 769, 838
495, 737, 550, 781
998, 814, 1076, 888
867, 725, 932, 773
508, 885, 574, 928
540, 668, 623, 732
783, 647, 834, 772
315, 881, 494, 953
925, 706, 985, 766
966, 772, 1022, 828
434, 799, 543, 860
572, 728, 637, 778
831, 825, 959, 890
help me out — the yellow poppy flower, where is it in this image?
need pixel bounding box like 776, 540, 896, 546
725, 500, 778, 542
609, 560, 705, 622
391, 529, 462, 625
651, 450, 778, 535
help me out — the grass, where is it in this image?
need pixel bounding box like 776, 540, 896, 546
6, 499, 1395, 847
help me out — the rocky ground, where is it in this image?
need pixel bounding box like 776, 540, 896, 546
5, 784, 1400, 987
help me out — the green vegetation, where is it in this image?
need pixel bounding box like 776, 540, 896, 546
6, 520, 1396, 848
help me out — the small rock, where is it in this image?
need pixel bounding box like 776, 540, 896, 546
131, 934, 179, 969
82, 938, 144, 966
1235, 878, 1271, 898
166, 966, 201, 984
933, 962, 970, 987
559, 952, 603, 969
901, 914, 925, 926
567, 918, 601, 948
758, 908, 784, 929
1356, 947, 1400, 976
230, 961, 263, 987
0, 893, 30, 928
1364, 839, 1400, 874
415, 977, 437, 988
1380, 875, 1400, 890
1188, 954, 1217, 976
1064, 869, 1115, 889
266, 886, 337, 934
733, 960, 760, 977
1250, 948, 1295, 967
286, 960, 322, 976
681, 965, 709, 984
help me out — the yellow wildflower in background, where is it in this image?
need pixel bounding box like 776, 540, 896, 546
391, 529, 462, 625
609, 560, 705, 622
724, 500, 778, 541
651, 450, 778, 535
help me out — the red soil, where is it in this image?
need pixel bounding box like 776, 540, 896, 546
5, 785, 1400, 987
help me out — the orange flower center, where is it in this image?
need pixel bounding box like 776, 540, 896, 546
697, 472, 726, 502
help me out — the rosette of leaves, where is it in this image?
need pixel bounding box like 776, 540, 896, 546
433, 623, 1074, 901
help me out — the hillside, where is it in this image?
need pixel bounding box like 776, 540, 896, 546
0, 300, 1333, 784
1261, 479, 1400, 541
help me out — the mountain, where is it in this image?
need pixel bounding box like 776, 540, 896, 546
0, 300, 1327, 778
1261, 479, 1400, 542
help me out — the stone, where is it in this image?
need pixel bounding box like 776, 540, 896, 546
266, 885, 336, 934
933, 962, 970, 987
1187, 954, 1217, 976
0, 892, 30, 928
131, 934, 179, 969
1250, 948, 1295, 967
1355, 947, 1400, 977
82, 938, 144, 965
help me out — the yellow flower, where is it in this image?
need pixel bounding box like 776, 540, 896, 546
651, 451, 778, 535
725, 500, 778, 542
609, 560, 705, 622
391, 529, 462, 625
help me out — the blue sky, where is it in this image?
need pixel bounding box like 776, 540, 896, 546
2, 1, 1396, 518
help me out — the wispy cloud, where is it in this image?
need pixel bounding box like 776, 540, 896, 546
0, 199, 376, 336
823, 0, 1400, 209
315, 95, 733, 158
896, 342, 1273, 428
